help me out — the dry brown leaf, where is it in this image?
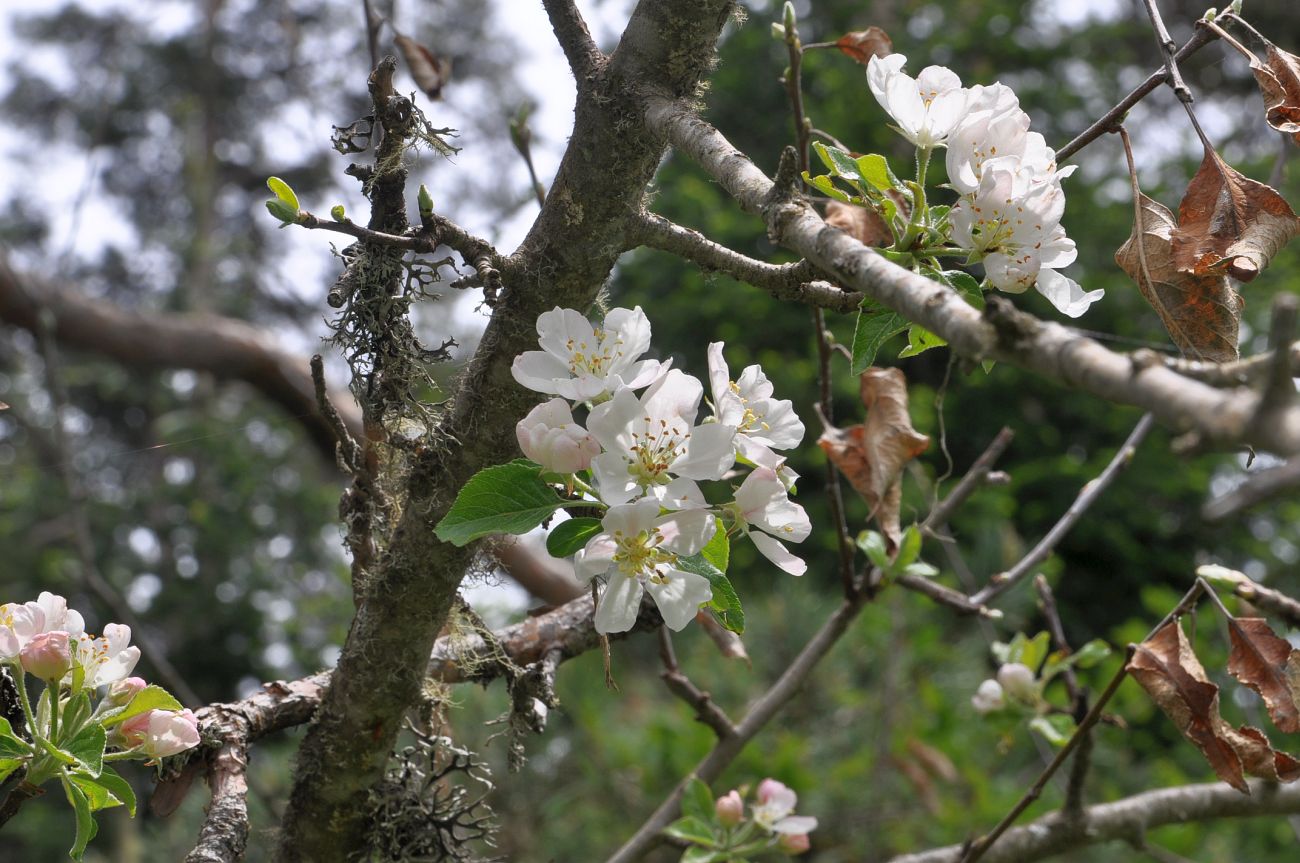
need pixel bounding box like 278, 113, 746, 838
834, 26, 893, 65
394, 33, 452, 100
1115, 193, 1241, 362
1127, 620, 1300, 793
1226, 617, 1300, 733
824, 200, 892, 247
1250, 41, 1300, 144
818, 367, 929, 549
1170, 146, 1300, 283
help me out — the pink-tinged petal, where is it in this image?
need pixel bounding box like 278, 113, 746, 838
602, 306, 653, 368
536, 307, 597, 359
511, 351, 570, 394
37, 592, 84, 637
645, 569, 712, 630
655, 510, 715, 557
642, 369, 703, 422
671, 423, 736, 481
734, 467, 787, 521
594, 573, 644, 634
660, 477, 709, 510
1036, 270, 1103, 318
575, 534, 619, 581
750, 531, 807, 576
773, 816, 819, 835
0, 627, 18, 659
591, 451, 640, 507
983, 253, 1035, 294
706, 342, 729, 407
587, 387, 642, 451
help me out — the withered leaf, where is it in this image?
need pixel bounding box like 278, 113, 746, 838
818, 367, 929, 549
1250, 41, 1300, 144
1226, 617, 1300, 734
394, 33, 452, 100
1116, 193, 1241, 362
1127, 620, 1300, 793
824, 200, 891, 247
1170, 146, 1300, 283
835, 26, 893, 65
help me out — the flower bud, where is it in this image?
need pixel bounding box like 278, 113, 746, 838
782, 1, 797, 33
107, 676, 147, 707
715, 789, 744, 826
757, 777, 788, 805
996, 662, 1038, 703
20, 630, 71, 681
516, 398, 601, 473
971, 679, 1005, 714
778, 832, 811, 855
120, 709, 201, 759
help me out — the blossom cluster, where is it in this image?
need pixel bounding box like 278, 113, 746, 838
714, 778, 819, 855
867, 54, 1103, 318
1, 592, 200, 760
511, 306, 810, 634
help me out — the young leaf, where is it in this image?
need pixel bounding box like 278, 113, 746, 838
851, 306, 908, 375
681, 776, 715, 820
663, 815, 719, 847
893, 525, 922, 569
1116, 193, 1241, 362
434, 460, 579, 547
812, 141, 862, 181
833, 26, 893, 65
898, 323, 946, 359
802, 172, 855, 203
1018, 632, 1052, 674
330, 204, 346, 222
677, 553, 745, 634
0, 716, 32, 757
265, 199, 300, 224
1069, 638, 1112, 669
545, 517, 602, 558
84, 765, 136, 816
99, 684, 183, 728
902, 561, 939, 578
61, 775, 98, 861
1028, 714, 1075, 747
64, 723, 105, 778
265, 176, 299, 211
856, 530, 890, 569
68, 772, 121, 812
701, 523, 730, 574
855, 153, 903, 194
0, 757, 22, 784
1225, 617, 1300, 734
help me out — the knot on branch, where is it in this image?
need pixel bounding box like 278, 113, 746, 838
983, 295, 1041, 352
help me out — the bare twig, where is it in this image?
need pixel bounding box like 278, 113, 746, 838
1200, 567, 1300, 628
541, 0, 603, 83
921, 427, 1016, 536
1141, 0, 1193, 104
972, 414, 1155, 606
1203, 458, 1300, 522
658, 629, 738, 739
1153, 342, 1300, 387
1035, 576, 1090, 816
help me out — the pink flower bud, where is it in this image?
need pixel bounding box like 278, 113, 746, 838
757, 778, 788, 805
120, 709, 201, 759
715, 789, 744, 826
516, 398, 601, 473
107, 676, 147, 706
778, 832, 811, 855
20, 630, 71, 681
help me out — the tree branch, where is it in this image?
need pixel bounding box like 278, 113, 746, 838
1202, 458, 1300, 522
0, 254, 363, 460
887, 780, 1300, 863
542, 0, 604, 83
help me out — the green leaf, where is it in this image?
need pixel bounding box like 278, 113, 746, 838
939, 269, 984, 309
434, 460, 579, 547
677, 554, 745, 634
37, 735, 78, 766
265, 199, 299, 224
330, 204, 346, 221
100, 685, 183, 728
266, 176, 299, 210
857, 530, 890, 568
852, 307, 908, 374
1069, 639, 1112, 669
81, 766, 135, 816
898, 323, 947, 358
546, 517, 602, 558
893, 525, 922, 569
0, 757, 23, 784
60, 692, 93, 739
64, 723, 105, 778
681, 846, 725, 863
855, 153, 903, 192
1019, 632, 1052, 674
61, 774, 98, 861
662, 815, 719, 847
701, 524, 730, 574
812, 141, 862, 182
902, 561, 940, 578
801, 172, 855, 203
681, 776, 715, 820
1029, 714, 1076, 747
0, 716, 32, 757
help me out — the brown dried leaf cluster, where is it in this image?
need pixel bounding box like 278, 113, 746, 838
818, 367, 929, 549
834, 27, 893, 65
1127, 618, 1300, 793
1116, 194, 1241, 362
394, 34, 453, 100
824, 200, 892, 248
1250, 40, 1300, 143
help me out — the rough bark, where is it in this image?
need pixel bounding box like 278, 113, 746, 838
272, 3, 738, 860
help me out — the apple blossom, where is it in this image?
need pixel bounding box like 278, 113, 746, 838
516, 398, 601, 473
867, 54, 969, 149
106, 676, 147, 707
753, 779, 819, 836
587, 370, 736, 509
706, 342, 804, 469
118, 708, 201, 759
716, 789, 745, 826
511, 306, 668, 401
74, 623, 142, 688
971, 678, 1005, 714
731, 467, 811, 576
575, 499, 715, 633
1, 591, 86, 659
20, 630, 72, 681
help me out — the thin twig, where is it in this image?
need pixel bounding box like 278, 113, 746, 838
1203, 458, 1300, 522
972, 414, 1155, 606
1035, 576, 1090, 816
1203, 570, 1300, 628
921, 427, 1015, 537
1141, 0, 1193, 104
657, 628, 738, 739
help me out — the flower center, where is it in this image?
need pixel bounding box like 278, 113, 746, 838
727, 381, 769, 434
565, 328, 624, 377
627, 417, 687, 486
611, 527, 677, 580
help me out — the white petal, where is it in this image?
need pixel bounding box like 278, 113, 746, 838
749, 398, 804, 449
554, 374, 615, 401
1036, 269, 1103, 318
604, 498, 662, 535
575, 534, 618, 581
867, 53, 908, 104
734, 364, 774, 401
511, 351, 570, 394
706, 342, 729, 407
750, 531, 808, 576
661, 477, 709, 510
587, 387, 642, 451
621, 358, 668, 390
642, 369, 703, 422
645, 569, 712, 630
0, 627, 19, 659
536, 308, 597, 360
594, 574, 644, 634
672, 423, 736, 480
773, 816, 819, 835
603, 306, 653, 370
591, 451, 639, 507
656, 510, 715, 557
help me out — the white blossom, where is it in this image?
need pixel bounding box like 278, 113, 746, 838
511, 306, 668, 401
867, 54, 969, 149
731, 467, 811, 576
0, 592, 86, 660
706, 342, 804, 470
73, 623, 141, 688
575, 499, 715, 633
753, 779, 819, 836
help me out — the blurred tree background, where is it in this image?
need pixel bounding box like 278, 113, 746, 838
2, 0, 1299, 860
